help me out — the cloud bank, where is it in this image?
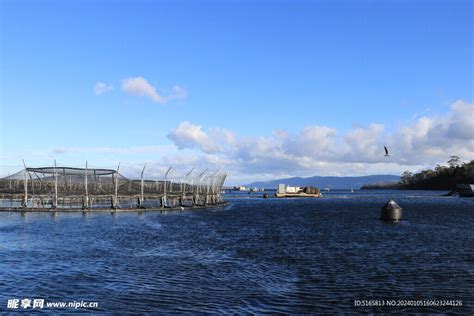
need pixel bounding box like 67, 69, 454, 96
166, 100, 474, 181
167, 122, 235, 154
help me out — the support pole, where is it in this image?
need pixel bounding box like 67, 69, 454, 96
84, 161, 89, 209
53, 160, 58, 209
113, 162, 120, 209
184, 167, 194, 198
193, 169, 206, 206
208, 170, 219, 204
162, 166, 172, 207
22, 160, 28, 208
189, 177, 195, 206
198, 170, 207, 199
139, 163, 146, 208
220, 174, 227, 203
164, 166, 172, 196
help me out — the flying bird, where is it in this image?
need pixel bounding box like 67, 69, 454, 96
384, 146, 390, 157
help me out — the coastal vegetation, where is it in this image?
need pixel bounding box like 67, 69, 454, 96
362, 156, 474, 190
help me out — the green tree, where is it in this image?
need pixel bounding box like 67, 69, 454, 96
435, 164, 446, 173
447, 155, 463, 168
401, 170, 413, 185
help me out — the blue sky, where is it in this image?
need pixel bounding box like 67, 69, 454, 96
1, 0, 473, 183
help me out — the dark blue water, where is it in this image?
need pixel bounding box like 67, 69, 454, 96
1, 190, 473, 313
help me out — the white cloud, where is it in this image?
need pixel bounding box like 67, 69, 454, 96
94, 81, 113, 95
391, 100, 474, 165
121, 77, 186, 104
167, 121, 222, 154
343, 123, 385, 163
283, 126, 338, 159
209, 127, 237, 146
122, 77, 162, 102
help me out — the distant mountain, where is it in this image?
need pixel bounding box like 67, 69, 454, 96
246, 175, 400, 190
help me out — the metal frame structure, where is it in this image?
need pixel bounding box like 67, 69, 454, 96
0, 162, 227, 210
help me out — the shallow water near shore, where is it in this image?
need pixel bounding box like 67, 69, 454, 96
0, 190, 473, 313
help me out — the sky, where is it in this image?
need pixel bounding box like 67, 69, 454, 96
0, 0, 473, 184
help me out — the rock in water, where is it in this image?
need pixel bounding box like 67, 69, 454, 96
380, 199, 402, 221
303, 186, 321, 195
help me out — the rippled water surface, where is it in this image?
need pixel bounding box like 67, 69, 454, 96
1, 190, 473, 313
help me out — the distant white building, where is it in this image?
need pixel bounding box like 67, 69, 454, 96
278, 184, 301, 194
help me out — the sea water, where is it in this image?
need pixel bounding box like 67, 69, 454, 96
0, 190, 472, 313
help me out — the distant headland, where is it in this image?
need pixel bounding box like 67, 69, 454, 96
245, 175, 400, 190
361, 156, 474, 191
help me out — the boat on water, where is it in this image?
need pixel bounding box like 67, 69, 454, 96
234, 186, 250, 191
275, 184, 322, 198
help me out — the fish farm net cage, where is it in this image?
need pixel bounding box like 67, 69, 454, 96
0, 164, 227, 210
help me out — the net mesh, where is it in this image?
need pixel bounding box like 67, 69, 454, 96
0, 164, 226, 210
